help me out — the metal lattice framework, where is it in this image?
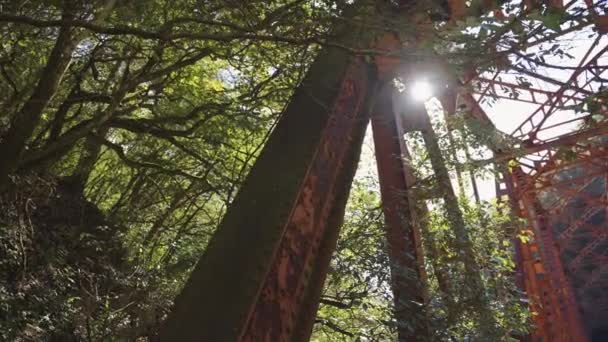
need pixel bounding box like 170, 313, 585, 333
453, 1, 608, 339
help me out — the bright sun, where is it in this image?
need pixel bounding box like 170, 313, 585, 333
410, 80, 433, 102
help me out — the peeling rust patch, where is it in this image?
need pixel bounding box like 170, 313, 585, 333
242, 59, 369, 342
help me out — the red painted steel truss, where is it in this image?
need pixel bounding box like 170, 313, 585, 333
453, 2, 608, 339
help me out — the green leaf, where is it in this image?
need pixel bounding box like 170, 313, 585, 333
541, 10, 565, 31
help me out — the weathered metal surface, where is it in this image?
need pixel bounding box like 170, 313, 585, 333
456, 9, 608, 334
410, 0, 608, 338
509, 168, 588, 341
242, 58, 372, 341
289, 103, 373, 342
442, 65, 592, 339
371, 87, 429, 341
495, 141, 607, 341
584, 0, 608, 33
160, 24, 376, 338
494, 166, 577, 341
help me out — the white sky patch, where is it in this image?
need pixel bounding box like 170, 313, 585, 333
455, 6, 608, 201
217, 66, 240, 89
354, 125, 380, 191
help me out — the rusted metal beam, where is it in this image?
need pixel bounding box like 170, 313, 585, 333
568, 230, 608, 273
580, 262, 608, 293
559, 204, 605, 241
371, 87, 429, 341
457, 67, 594, 340
474, 77, 587, 107
241, 58, 375, 341
160, 37, 378, 341
584, 0, 608, 33
463, 123, 608, 171
448, 2, 608, 339
511, 168, 589, 341
287, 75, 376, 342
510, 42, 608, 140
517, 234, 562, 340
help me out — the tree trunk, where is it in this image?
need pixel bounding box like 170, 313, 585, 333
64, 126, 109, 191
416, 203, 455, 313
417, 104, 497, 333
0, 1, 118, 188
0, 10, 78, 188
418, 106, 479, 282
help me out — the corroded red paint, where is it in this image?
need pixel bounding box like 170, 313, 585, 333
371, 89, 429, 341
457, 19, 608, 337
508, 167, 588, 341
241, 59, 370, 341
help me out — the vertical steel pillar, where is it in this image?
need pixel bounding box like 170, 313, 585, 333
498, 170, 561, 341
500, 167, 588, 341
160, 38, 378, 341
371, 87, 429, 341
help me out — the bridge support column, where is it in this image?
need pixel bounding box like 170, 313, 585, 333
160, 43, 378, 340
508, 168, 588, 341
371, 88, 429, 341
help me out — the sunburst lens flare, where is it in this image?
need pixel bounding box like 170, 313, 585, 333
410, 80, 433, 102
